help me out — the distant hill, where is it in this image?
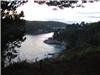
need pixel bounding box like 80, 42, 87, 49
25, 21, 69, 35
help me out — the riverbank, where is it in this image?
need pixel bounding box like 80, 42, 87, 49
2, 21, 100, 75
2, 46, 100, 75
2, 30, 100, 75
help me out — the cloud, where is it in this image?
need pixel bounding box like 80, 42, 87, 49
17, 0, 100, 23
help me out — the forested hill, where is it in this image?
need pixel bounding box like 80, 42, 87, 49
53, 21, 100, 49
25, 21, 68, 34
2, 21, 100, 75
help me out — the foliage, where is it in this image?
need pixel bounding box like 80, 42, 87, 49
2, 47, 100, 75
1, 0, 100, 75
1, 0, 27, 68
53, 21, 100, 49
2, 21, 100, 75
34, 0, 99, 9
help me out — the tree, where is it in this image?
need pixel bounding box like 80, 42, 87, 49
34, 0, 98, 9
1, 0, 27, 68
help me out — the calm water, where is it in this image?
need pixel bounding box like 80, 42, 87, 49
14, 32, 64, 62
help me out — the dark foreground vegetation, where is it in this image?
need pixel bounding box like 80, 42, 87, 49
2, 21, 100, 75
1, 0, 27, 68
1, 0, 100, 75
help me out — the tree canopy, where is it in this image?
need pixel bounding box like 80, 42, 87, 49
34, 0, 99, 9
1, 0, 28, 68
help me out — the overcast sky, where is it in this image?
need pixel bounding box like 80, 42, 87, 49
16, 0, 100, 24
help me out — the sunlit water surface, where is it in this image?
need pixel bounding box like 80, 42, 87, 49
13, 32, 64, 63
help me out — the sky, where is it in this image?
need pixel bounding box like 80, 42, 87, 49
16, 0, 100, 24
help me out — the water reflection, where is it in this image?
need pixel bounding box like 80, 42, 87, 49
17, 32, 64, 62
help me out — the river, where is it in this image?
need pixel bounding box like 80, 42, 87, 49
13, 32, 64, 63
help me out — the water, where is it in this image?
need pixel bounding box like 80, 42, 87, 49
14, 32, 64, 62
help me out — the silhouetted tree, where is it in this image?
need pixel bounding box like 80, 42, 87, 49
1, 0, 27, 68
34, 0, 98, 9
